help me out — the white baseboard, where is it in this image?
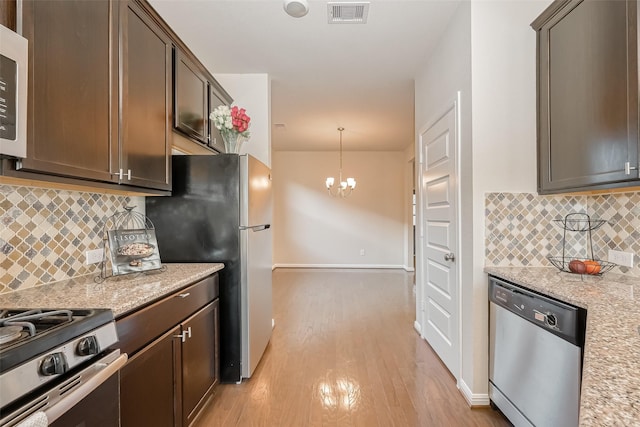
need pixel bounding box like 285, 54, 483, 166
413, 320, 422, 335
403, 265, 415, 272
458, 379, 490, 407
272, 264, 405, 270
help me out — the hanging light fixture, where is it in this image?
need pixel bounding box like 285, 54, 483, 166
325, 127, 356, 198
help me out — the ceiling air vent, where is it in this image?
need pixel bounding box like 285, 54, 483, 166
328, 2, 370, 24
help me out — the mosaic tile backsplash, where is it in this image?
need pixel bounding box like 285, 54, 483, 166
486, 192, 640, 276
1, 185, 143, 293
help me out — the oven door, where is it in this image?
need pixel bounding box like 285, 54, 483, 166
1, 350, 127, 427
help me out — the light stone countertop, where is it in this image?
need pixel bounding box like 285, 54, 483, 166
485, 266, 640, 426
0, 263, 224, 317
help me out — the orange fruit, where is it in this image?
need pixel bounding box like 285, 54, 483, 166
583, 260, 601, 275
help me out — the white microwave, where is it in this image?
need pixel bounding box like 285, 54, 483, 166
0, 24, 27, 158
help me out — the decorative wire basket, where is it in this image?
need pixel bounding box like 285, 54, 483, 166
547, 212, 614, 276
95, 206, 165, 282
546, 256, 615, 275
552, 217, 608, 232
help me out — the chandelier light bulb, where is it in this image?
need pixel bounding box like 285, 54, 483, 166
346, 178, 356, 188
326, 177, 335, 188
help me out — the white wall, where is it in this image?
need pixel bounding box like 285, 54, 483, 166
415, 0, 551, 403
214, 74, 271, 167
273, 151, 406, 268
468, 0, 550, 398
414, 0, 473, 394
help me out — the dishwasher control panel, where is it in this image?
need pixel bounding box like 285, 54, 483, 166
489, 276, 586, 346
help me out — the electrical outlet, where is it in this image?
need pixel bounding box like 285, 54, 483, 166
85, 248, 104, 265
360, 249, 365, 256
608, 249, 634, 268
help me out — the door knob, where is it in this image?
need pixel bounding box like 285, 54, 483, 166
444, 253, 455, 262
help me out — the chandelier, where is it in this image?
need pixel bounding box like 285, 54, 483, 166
325, 127, 356, 198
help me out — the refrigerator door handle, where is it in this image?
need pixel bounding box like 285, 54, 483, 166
239, 224, 271, 232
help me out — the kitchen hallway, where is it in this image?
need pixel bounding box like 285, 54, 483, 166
193, 269, 509, 426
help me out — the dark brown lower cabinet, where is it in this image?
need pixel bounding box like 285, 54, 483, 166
120, 326, 182, 427
182, 301, 219, 426
117, 274, 220, 427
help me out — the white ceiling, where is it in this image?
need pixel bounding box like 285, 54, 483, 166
148, 0, 461, 151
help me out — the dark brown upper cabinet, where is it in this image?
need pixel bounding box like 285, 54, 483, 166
13, 0, 171, 192
208, 84, 229, 153
120, 0, 172, 191
532, 0, 639, 194
19, 0, 119, 184
174, 50, 208, 143
173, 46, 233, 154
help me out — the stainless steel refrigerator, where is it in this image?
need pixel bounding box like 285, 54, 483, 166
146, 154, 272, 383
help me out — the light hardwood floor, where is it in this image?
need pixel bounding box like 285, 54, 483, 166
194, 268, 510, 426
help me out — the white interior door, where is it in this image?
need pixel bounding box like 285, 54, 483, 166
419, 98, 459, 379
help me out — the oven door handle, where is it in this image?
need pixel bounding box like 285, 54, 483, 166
44, 351, 128, 424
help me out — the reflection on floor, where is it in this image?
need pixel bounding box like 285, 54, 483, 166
194, 268, 509, 426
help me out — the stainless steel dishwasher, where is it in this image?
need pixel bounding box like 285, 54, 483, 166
489, 276, 587, 427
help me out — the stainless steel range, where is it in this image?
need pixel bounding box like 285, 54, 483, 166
0, 308, 127, 427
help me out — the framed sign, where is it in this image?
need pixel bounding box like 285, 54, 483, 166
107, 228, 162, 276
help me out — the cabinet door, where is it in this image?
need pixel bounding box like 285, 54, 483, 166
182, 300, 219, 427
174, 50, 207, 143
120, 325, 182, 427
19, 0, 118, 183
120, 0, 172, 191
536, 0, 638, 193
208, 85, 230, 153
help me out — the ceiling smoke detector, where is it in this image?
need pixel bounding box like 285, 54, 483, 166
327, 2, 370, 24
284, 0, 309, 18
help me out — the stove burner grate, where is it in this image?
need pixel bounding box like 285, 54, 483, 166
0, 309, 74, 340
0, 326, 25, 345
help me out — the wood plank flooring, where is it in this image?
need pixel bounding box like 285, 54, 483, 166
193, 268, 510, 427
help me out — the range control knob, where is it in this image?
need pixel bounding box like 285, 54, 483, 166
40, 353, 67, 376
76, 336, 100, 356
546, 314, 558, 328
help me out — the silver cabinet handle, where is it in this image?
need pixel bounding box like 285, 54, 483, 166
173, 327, 192, 343
177, 293, 190, 298
112, 169, 132, 180
444, 253, 455, 262
625, 162, 638, 175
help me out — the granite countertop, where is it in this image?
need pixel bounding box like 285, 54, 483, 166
485, 266, 640, 426
0, 263, 224, 317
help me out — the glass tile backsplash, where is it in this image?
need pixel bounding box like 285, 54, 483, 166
1, 184, 143, 293
4, 185, 640, 293
486, 192, 640, 276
